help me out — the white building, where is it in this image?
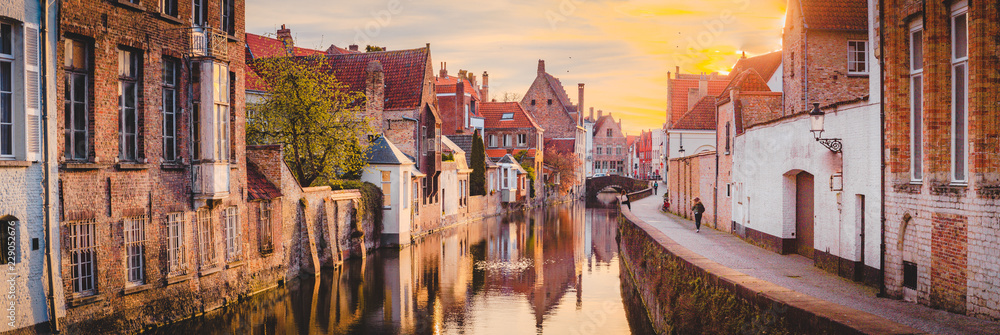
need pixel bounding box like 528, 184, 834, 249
667, 96, 717, 159
496, 154, 526, 203
441, 136, 472, 217
0, 2, 64, 332
362, 136, 421, 246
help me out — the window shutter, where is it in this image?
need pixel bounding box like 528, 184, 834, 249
24, 24, 41, 162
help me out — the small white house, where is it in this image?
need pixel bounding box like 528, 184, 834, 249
362, 136, 420, 246
496, 154, 527, 203
441, 136, 473, 217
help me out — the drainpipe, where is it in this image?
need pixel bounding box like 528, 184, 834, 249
39, 0, 60, 332
877, 0, 887, 298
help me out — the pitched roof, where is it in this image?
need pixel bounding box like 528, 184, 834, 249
247, 162, 282, 201
544, 138, 575, 155
592, 114, 622, 136
365, 136, 414, 165
668, 74, 730, 123
246, 33, 430, 111
798, 0, 868, 31
481, 102, 543, 131
245, 32, 326, 59
435, 75, 481, 101
717, 69, 772, 105
626, 135, 638, 148
672, 96, 717, 131
486, 149, 508, 159
497, 154, 527, 173
732, 51, 782, 81
542, 72, 574, 109
447, 135, 475, 166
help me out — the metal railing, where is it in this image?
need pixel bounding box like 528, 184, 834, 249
187, 27, 229, 61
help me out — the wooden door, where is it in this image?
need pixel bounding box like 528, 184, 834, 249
795, 172, 815, 259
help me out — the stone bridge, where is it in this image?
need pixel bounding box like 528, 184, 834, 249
585, 175, 650, 203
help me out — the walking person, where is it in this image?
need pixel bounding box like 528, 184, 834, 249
692, 198, 705, 233
621, 189, 631, 211
653, 181, 658, 195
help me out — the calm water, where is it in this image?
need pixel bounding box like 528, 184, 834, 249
148, 196, 650, 334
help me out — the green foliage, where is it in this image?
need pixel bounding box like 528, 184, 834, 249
366, 45, 386, 52
328, 180, 384, 238
514, 150, 537, 198
470, 131, 487, 196
247, 56, 375, 187
442, 152, 455, 162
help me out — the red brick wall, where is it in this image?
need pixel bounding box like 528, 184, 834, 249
592, 118, 627, 174
930, 213, 967, 314
522, 76, 576, 139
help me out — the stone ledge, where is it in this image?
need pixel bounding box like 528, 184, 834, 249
123, 283, 152, 295
165, 273, 192, 285
63, 162, 105, 170
0, 160, 32, 168
156, 12, 184, 25
226, 260, 244, 269
617, 204, 925, 335
199, 266, 222, 277
69, 293, 104, 307
117, 163, 150, 170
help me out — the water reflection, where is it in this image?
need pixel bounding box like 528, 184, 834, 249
147, 201, 648, 334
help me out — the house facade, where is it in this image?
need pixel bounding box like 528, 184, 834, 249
481, 101, 544, 201
882, 0, 1000, 319
522, 60, 587, 196
592, 112, 626, 177
361, 136, 420, 247
0, 1, 63, 333
435, 65, 485, 136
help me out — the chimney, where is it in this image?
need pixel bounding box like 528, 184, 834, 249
538, 59, 545, 75
456, 72, 465, 131
349, 44, 359, 52
675, 66, 680, 76
598, 109, 603, 120
277, 24, 294, 55
589, 107, 594, 120
578, 83, 585, 114
482, 71, 489, 101
440, 62, 447, 78
365, 60, 385, 136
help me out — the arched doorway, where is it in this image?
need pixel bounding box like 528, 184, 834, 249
795, 172, 815, 259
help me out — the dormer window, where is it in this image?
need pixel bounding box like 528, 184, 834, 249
501, 113, 514, 120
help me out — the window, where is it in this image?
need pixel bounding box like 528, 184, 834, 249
0, 23, 11, 158
381, 170, 391, 207
163, 57, 178, 161
1, 218, 16, 265
503, 168, 509, 188
910, 22, 924, 181
790, 52, 795, 77
503, 134, 511, 147
161, 0, 178, 17
166, 213, 185, 273
413, 179, 420, 213
191, 62, 201, 159
65, 38, 90, 161
214, 63, 230, 161
725, 122, 731, 154
489, 134, 496, 148
222, 0, 235, 35
530, 100, 535, 106
616, 146, 622, 155
197, 208, 215, 268
517, 134, 527, 147
124, 216, 146, 284
192, 0, 207, 26
847, 41, 868, 74
69, 219, 96, 295
119, 48, 141, 162
258, 201, 273, 254
501, 113, 514, 120
951, 3, 968, 183
224, 206, 240, 262
606, 129, 612, 137
547, 99, 552, 105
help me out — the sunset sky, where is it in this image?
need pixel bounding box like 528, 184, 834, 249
246, 0, 788, 135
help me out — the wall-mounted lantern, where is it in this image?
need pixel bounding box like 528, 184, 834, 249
809, 103, 843, 153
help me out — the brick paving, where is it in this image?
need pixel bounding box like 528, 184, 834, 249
628, 195, 1000, 335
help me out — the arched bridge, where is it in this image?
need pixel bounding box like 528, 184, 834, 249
585, 175, 650, 203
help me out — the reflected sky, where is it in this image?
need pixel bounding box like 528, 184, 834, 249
146, 200, 644, 334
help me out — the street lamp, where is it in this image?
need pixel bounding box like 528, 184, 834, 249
809, 103, 843, 153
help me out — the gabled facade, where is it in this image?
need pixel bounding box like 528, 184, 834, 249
667, 96, 718, 160
732, 51, 784, 92
435, 65, 486, 136
592, 112, 626, 176
496, 154, 527, 203
522, 60, 587, 196
361, 136, 419, 246
56, 1, 266, 333
481, 101, 544, 200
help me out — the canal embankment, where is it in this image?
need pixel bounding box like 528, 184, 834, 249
616, 201, 924, 334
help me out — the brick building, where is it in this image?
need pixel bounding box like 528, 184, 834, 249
591, 111, 626, 176
882, 0, 1000, 319
522, 60, 587, 195
664, 68, 727, 182
0, 1, 63, 333
782, 0, 870, 116
481, 102, 544, 199
637, 130, 654, 179
435, 64, 486, 136
245, 27, 445, 235
54, 0, 288, 333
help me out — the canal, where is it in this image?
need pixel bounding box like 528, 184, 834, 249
147, 195, 652, 334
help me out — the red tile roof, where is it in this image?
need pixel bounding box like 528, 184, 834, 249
481, 102, 542, 131
626, 135, 638, 148
245, 33, 325, 59
732, 51, 782, 82
672, 96, 717, 131
717, 69, 771, 104
798, 0, 868, 31
247, 162, 282, 201
668, 75, 729, 124
544, 138, 575, 155
486, 149, 508, 158
246, 34, 431, 111
435, 76, 481, 101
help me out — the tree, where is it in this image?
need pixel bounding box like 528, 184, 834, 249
247, 56, 375, 187
493, 91, 522, 103
545, 150, 581, 195
470, 131, 486, 196
514, 150, 536, 198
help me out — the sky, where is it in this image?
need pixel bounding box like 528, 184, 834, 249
246, 0, 788, 135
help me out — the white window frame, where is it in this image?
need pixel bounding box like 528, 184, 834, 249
909, 21, 924, 182
163, 57, 178, 162
489, 134, 496, 148
517, 133, 527, 147
847, 40, 869, 75
124, 216, 147, 284
213, 63, 230, 162
0, 22, 13, 159
65, 38, 90, 161
381, 170, 392, 208
161, 0, 178, 17
503, 134, 510, 147
192, 0, 207, 26
69, 219, 97, 295
197, 208, 215, 268
167, 212, 185, 274
258, 201, 273, 254
224, 206, 240, 262
950, 2, 969, 184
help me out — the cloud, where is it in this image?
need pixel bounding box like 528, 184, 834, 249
246, 0, 785, 134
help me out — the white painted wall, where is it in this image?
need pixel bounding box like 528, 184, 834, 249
767, 63, 783, 93
668, 130, 716, 159
362, 163, 415, 245
732, 100, 881, 268
441, 166, 458, 216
